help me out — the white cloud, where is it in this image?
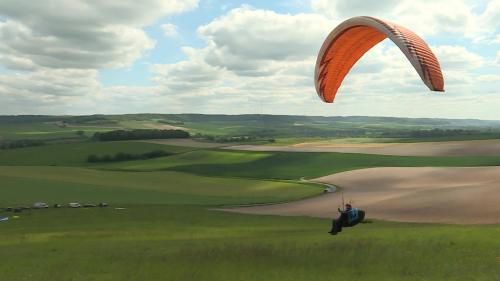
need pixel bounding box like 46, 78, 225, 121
311, 0, 399, 19
0, 0, 198, 70
311, 0, 495, 40
433, 45, 485, 69
477, 74, 500, 82
161, 23, 178, 37
0, 0, 199, 108
152, 47, 224, 94
0, 20, 154, 70
197, 6, 333, 76
479, 0, 500, 27
146, 7, 335, 113
0, 69, 100, 98
494, 35, 500, 44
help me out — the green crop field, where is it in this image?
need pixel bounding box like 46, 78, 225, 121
104, 148, 500, 179
3, 142, 500, 179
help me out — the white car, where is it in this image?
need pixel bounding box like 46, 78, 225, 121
68, 203, 81, 208
33, 202, 49, 209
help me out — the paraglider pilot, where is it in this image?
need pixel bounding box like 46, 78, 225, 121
329, 203, 356, 235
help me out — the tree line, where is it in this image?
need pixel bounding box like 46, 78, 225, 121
92, 129, 189, 141
193, 133, 275, 143
87, 150, 172, 163
381, 128, 496, 138
0, 139, 45, 149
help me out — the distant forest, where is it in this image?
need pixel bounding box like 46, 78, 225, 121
92, 129, 189, 141
87, 150, 171, 163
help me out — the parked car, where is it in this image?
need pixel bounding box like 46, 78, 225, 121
83, 203, 96, 208
323, 187, 335, 193
98, 202, 109, 207
4, 207, 13, 212
13, 207, 23, 213
68, 203, 81, 208
33, 202, 49, 209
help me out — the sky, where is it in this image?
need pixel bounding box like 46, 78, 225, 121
0, 0, 498, 119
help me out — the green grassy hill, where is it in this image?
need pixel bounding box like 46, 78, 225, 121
2, 141, 500, 180
1, 121, 499, 280
0, 166, 319, 206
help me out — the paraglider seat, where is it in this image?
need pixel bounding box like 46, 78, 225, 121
333, 209, 365, 227
345, 208, 365, 227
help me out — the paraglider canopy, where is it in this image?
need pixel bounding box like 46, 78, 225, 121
315, 16, 444, 103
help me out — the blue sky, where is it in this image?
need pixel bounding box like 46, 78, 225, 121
0, 0, 498, 119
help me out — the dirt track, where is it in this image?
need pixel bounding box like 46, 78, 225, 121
225, 167, 500, 224
143, 123, 190, 131
140, 139, 226, 148
226, 139, 500, 156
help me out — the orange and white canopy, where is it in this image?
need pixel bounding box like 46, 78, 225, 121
315, 16, 444, 103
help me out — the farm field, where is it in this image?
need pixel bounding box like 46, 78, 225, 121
228, 167, 500, 224
226, 138, 500, 156
1, 115, 499, 281
4, 114, 500, 142
0, 166, 320, 206
3, 141, 500, 179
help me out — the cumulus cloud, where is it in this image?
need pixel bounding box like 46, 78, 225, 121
311, 0, 494, 39
0, 20, 154, 70
0, 69, 100, 97
161, 23, 178, 37
0, 0, 199, 110
433, 45, 485, 69
197, 6, 333, 76
152, 47, 224, 94
0, 68, 102, 115
311, 0, 399, 19
479, 0, 500, 27
147, 7, 335, 113
0, 0, 198, 70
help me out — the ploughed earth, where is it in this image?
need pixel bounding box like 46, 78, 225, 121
226, 139, 500, 156
224, 167, 500, 224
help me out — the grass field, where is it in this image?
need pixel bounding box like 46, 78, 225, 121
0, 166, 319, 206
0, 122, 120, 140
3, 141, 500, 180
0, 206, 498, 281
0, 141, 193, 166
1, 131, 499, 280
108, 148, 500, 179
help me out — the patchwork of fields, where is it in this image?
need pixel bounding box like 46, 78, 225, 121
1, 118, 499, 280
